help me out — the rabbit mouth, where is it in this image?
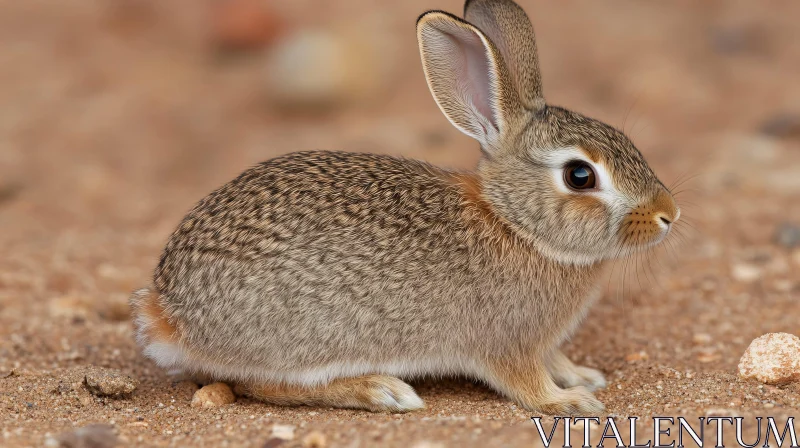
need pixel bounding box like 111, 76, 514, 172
617, 199, 679, 251
618, 223, 671, 250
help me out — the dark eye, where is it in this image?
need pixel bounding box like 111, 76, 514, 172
564, 162, 597, 190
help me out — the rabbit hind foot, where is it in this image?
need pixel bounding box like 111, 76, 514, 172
239, 375, 424, 413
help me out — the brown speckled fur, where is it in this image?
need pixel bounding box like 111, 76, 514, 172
131, 0, 678, 414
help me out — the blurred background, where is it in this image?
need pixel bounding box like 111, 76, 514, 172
1, 0, 800, 238
0, 0, 799, 446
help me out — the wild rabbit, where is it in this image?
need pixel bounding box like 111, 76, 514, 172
131, 0, 679, 414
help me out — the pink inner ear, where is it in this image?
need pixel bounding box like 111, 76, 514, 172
449, 32, 497, 132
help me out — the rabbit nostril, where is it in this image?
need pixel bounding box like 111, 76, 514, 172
660, 217, 672, 226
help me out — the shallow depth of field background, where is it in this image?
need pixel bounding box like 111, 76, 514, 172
0, 1, 799, 447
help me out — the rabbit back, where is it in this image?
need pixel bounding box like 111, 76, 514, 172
137, 151, 602, 385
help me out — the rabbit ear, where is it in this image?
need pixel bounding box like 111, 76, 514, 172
417, 11, 522, 152
464, 0, 545, 111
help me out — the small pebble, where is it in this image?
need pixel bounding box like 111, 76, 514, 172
711, 27, 754, 56
412, 443, 446, 448
83, 366, 138, 398
271, 424, 296, 441
99, 296, 131, 322
625, 351, 649, 362
731, 263, 761, 282
48, 424, 118, 448
191, 383, 235, 408
738, 333, 800, 385
49, 296, 94, 319
773, 279, 794, 292
697, 352, 721, 363
302, 431, 327, 448
775, 223, 800, 248
703, 408, 736, 417
211, 0, 283, 50
262, 438, 285, 448
265, 24, 393, 110
266, 30, 355, 109
760, 113, 800, 139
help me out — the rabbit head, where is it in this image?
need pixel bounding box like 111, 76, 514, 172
417, 0, 679, 265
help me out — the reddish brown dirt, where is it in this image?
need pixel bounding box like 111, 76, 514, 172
1, 1, 799, 446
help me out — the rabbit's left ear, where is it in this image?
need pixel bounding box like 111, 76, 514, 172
417, 11, 523, 153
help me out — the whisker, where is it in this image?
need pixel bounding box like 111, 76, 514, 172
671, 225, 692, 243
668, 168, 705, 191
631, 251, 645, 296
638, 250, 657, 293
675, 220, 699, 233
645, 252, 663, 291
671, 190, 701, 199
673, 199, 700, 208
633, 123, 651, 141
669, 173, 703, 192
663, 236, 679, 263
652, 243, 670, 272
622, 93, 642, 137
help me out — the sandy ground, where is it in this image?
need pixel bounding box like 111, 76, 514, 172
1, 1, 799, 446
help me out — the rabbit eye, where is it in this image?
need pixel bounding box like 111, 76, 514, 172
564, 162, 597, 190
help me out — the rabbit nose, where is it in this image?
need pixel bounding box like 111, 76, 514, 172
654, 213, 673, 229
651, 190, 679, 226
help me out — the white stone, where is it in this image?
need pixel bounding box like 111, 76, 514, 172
738, 333, 800, 385
271, 424, 296, 441
731, 263, 761, 282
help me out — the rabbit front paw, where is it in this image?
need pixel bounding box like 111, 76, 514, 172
547, 351, 606, 392
552, 365, 607, 392
536, 386, 605, 415
484, 355, 606, 416
572, 366, 606, 391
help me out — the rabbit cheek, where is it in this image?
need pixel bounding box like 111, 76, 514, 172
563, 195, 607, 238
564, 195, 605, 220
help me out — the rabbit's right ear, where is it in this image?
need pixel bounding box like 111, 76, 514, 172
417, 11, 522, 153
464, 0, 545, 111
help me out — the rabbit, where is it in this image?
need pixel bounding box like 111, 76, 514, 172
130, 0, 679, 415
